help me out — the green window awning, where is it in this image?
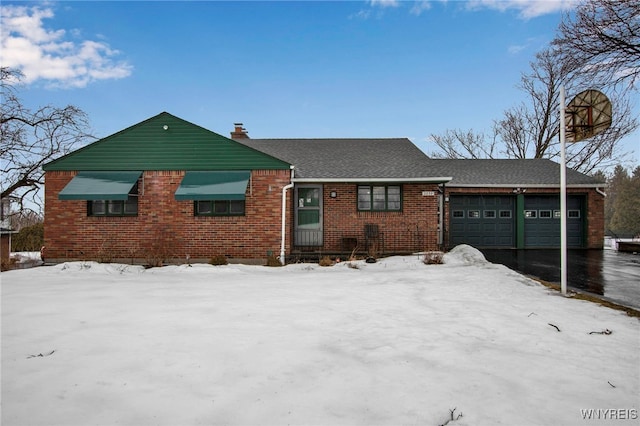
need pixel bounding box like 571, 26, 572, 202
58, 171, 142, 200
175, 171, 251, 201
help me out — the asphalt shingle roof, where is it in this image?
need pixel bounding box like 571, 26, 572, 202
428, 158, 604, 187
237, 138, 604, 187
237, 138, 449, 181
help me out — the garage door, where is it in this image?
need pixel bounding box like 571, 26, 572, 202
524, 195, 584, 247
449, 195, 515, 247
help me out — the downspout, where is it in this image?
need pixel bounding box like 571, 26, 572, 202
595, 187, 606, 197
280, 166, 295, 265
438, 183, 446, 248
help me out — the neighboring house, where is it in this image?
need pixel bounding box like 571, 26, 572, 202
42, 112, 605, 264
1, 227, 15, 263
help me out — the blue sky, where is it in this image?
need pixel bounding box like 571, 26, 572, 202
2, 0, 638, 167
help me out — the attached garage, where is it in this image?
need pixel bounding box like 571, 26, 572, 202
523, 195, 584, 248
450, 195, 515, 247
449, 193, 585, 249
434, 159, 605, 250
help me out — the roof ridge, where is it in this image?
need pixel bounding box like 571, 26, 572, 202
244, 138, 411, 141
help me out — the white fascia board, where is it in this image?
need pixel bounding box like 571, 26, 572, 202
447, 183, 604, 188
292, 177, 453, 183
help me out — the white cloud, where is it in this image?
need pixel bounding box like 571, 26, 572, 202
410, 1, 433, 16
508, 43, 527, 54
0, 5, 132, 88
466, 0, 577, 19
357, 0, 575, 20
369, 0, 401, 8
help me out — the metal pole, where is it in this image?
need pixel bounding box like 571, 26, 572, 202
559, 85, 568, 295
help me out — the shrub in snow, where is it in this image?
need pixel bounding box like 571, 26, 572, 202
11, 223, 44, 252
319, 256, 334, 267
209, 255, 228, 266
423, 251, 444, 265
1, 257, 17, 271
266, 255, 282, 267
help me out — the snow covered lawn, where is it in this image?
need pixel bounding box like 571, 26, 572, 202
1, 246, 638, 426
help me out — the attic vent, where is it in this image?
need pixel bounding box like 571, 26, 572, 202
163, 125, 169, 130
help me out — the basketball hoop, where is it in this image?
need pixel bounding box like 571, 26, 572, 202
558, 87, 612, 296
565, 89, 612, 142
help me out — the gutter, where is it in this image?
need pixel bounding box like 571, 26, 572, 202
280, 166, 295, 265
292, 177, 453, 183
447, 183, 605, 189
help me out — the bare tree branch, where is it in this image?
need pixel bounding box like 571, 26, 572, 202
429, 129, 498, 159
555, 0, 640, 89
1, 67, 95, 213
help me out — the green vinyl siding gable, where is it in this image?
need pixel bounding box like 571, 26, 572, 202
43, 112, 290, 171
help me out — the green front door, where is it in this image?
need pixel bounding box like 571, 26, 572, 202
295, 185, 323, 246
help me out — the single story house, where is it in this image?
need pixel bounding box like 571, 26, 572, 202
42, 112, 605, 264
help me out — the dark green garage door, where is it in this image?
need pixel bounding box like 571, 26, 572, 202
524, 195, 584, 247
450, 195, 515, 247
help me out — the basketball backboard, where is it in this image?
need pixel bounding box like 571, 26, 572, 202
565, 89, 612, 142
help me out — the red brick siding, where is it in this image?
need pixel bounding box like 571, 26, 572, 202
44, 170, 291, 262
45, 170, 605, 263
444, 187, 604, 249
1, 234, 10, 261
318, 183, 442, 254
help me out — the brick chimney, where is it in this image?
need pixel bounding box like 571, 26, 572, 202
230, 123, 249, 139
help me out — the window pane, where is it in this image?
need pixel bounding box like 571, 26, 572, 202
372, 186, 386, 210
568, 210, 580, 218
453, 210, 464, 218
298, 210, 320, 229
230, 200, 245, 215
214, 200, 229, 214
484, 210, 496, 218
387, 186, 401, 210
468, 210, 480, 218
124, 197, 138, 214
499, 210, 512, 218
525, 210, 537, 218
108, 201, 124, 215
91, 200, 106, 215
298, 188, 319, 207
197, 201, 212, 214
358, 186, 371, 210
387, 200, 401, 210
539, 210, 552, 218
